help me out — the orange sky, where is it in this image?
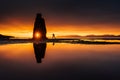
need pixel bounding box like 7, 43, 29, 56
0, 19, 120, 38
0, 0, 120, 38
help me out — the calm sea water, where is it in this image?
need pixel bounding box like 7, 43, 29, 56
0, 43, 120, 80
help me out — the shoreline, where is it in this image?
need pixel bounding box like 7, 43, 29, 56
0, 38, 120, 45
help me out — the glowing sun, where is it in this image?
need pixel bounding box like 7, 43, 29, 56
35, 32, 41, 39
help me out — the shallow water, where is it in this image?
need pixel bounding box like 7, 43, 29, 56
0, 43, 120, 80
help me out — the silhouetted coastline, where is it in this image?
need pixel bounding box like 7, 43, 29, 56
0, 34, 14, 40
0, 38, 120, 45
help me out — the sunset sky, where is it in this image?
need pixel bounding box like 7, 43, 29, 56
0, 0, 120, 38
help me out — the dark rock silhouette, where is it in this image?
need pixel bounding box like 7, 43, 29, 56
0, 34, 13, 40
33, 42, 47, 63
33, 13, 47, 40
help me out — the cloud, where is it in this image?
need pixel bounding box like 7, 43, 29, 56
0, 0, 120, 26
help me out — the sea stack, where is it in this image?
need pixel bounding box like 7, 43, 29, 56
33, 13, 47, 40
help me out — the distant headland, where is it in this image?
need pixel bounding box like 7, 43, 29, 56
0, 34, 14, 40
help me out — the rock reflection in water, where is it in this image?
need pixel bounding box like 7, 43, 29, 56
33, 42, 47, 63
